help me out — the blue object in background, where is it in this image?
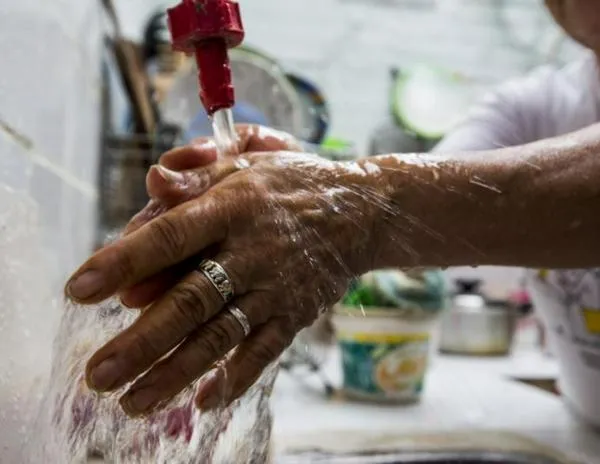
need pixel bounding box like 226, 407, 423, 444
286, 73, 330, 145
183, 101, 269, 143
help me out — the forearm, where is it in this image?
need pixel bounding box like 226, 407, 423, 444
365, 123, 600, 270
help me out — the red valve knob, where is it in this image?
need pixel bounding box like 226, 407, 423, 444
167, 0, 245, 115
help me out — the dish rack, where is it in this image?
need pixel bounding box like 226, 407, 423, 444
97, 130, 178, 247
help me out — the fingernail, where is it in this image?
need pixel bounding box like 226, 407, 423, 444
154, 165, 185, 184
197, 393, 223, 411
89, 358, 121, 392
191, 140, 217, 151
196, 371, 227, 411
122, 389, 157, 416
67, 270, 104, 300
119, 296, 133, 309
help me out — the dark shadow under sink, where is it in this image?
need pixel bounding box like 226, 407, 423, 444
277, 450, 570, 464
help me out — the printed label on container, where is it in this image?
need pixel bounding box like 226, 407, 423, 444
338, 332, 430, 401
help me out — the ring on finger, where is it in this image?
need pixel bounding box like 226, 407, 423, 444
198, 259, 235, 302
227, 305, 251, 337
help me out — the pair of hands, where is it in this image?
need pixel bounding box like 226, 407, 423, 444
66, 125, 378, 417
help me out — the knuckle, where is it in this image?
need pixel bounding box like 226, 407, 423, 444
196, 322, 236, 357
127, 331, 161, 368
245, 337, 284, 367
112, 243, 137, 284
170, 356, 199, 383
170, 280, 212, 327
148, 214, 188, 261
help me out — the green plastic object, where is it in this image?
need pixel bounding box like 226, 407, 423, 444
391, 65, 476, 141
321, 137, 351, 151
317, 137, 357, 161
342, 269, 446, 314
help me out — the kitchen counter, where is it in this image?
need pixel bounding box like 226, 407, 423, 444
271, 347, 600, 463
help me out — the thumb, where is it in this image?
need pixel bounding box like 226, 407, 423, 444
147, 155, 243, 206
159, 141, 219, 171
146, 165, 192, 205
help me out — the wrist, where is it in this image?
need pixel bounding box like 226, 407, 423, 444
359, 153, 518, 270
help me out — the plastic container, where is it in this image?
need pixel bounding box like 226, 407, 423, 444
528, 270, 600, 427
333, 306, 438, 403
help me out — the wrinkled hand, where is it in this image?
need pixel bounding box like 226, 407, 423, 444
120, 125, 303, 309
66, 127, 379, 417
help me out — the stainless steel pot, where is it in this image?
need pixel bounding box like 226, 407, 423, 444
439, 279, 517, 356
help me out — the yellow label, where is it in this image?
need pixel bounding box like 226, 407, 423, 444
582, 308, 600, 335
337, 332, 430, 344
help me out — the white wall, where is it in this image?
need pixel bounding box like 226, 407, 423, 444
0, 2, 104, 459
0, 0, 103, 289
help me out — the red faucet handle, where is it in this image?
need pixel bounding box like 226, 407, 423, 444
168, 0, 244, 53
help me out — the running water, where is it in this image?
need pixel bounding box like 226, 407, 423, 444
24, 107, 278, 463
33, 299, 277, 463
212, 108, 240, 158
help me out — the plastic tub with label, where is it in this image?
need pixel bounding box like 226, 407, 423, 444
333, 305, 439, 404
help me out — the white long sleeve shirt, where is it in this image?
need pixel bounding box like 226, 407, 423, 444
435, 51, 600, 153
434, 51, 600, 424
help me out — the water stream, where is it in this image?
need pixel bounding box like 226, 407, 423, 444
212, 108, 240, 158
16, 108, 279, 463
33, 297, 277, 463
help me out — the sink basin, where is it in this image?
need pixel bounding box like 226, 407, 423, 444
275, 431, 578, 464
277, 450, 567, 464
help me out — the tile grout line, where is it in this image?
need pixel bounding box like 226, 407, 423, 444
30, 152, 98, 199
0, 116, 98, 198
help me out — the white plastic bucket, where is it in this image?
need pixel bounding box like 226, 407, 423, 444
333, 306, 438, 403
528, 270, 600, 427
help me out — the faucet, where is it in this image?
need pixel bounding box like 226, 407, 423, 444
167, 0, 245, 116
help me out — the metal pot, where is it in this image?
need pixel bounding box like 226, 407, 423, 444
438, 279, 517, 356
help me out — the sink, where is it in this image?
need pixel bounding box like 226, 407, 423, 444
277, 450, 567, 464
275, 432, 579, 464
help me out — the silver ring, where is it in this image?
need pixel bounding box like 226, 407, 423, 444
198, 259, 235, 302
228, 306, 251, 337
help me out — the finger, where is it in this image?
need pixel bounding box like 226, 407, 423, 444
66, 197, 226, 304
119, 254, 211, 309
161, 125, 302, 174
123, 157, 242, 238
119, 265, 188, 309
84, 253, 249, 393
122, 199, 169, 237
121, 142, 222, 237
119, 293, 266, 417
159, 140, 219, 171
148, 158, 243, 205
243, 125, 304, 153
195, 319, 294, 410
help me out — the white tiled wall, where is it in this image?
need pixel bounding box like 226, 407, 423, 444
0, 1, 103, 289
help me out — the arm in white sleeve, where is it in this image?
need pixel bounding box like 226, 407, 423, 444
434, 69, 556, 154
